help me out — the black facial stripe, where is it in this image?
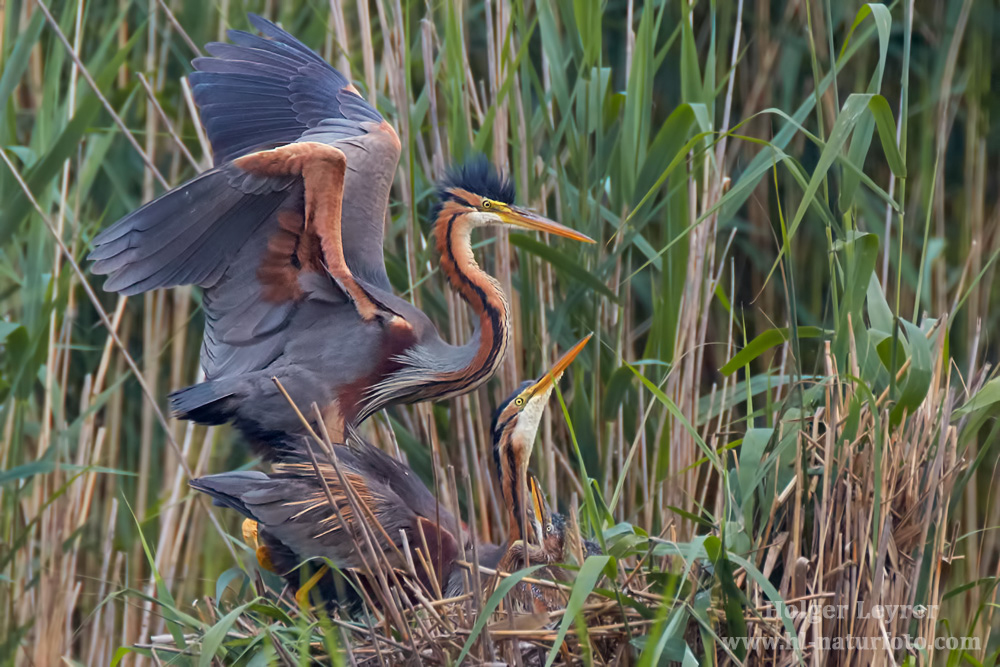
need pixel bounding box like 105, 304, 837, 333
492, 415, 514, 484
506, 437, 520, 529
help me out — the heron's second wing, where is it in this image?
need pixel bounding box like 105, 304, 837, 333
89, 165, 297, 295
91, 163, 362, 383
189, 14, 391, 164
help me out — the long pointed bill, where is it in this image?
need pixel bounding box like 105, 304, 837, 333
501, 206, 596, 243
528, 474, 546, 544
527, 333, 594, 397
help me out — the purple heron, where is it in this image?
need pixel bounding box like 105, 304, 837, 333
190, 335, 592, 607
89, 15, 593, 447
190, 438, 484, 607
487, 335, 606, 613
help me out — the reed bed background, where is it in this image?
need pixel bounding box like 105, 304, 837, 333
1, 0, 998, 664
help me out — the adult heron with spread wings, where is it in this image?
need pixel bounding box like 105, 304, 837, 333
89, 15, 592, 447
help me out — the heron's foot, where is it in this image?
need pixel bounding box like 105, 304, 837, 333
256, 545, 276, 573
295, 564, 330, 609
294, 585, 312, 610
242, 519, 278, 572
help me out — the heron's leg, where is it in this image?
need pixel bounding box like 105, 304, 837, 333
295, 564, 330, 609
319, 400, 346, 443
234, 142, 382, 322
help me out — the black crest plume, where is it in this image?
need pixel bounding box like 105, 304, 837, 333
438, 155, 517, 206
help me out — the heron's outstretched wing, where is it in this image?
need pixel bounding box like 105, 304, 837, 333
90, 15, 405, 381
90, 13, 398, 298
90, 169, 336, 379
190, 15, 386, 164
190, 14, 400, 288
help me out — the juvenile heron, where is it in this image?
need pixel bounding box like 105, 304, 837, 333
90, 15, 592, 449
487, 335, 604, 613
190, 336, 591, 607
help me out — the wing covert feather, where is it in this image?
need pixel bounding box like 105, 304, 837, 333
187, 14, 400, 289
90, 14, 404, 390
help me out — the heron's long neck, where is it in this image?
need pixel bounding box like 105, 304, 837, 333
433, 207, 510, 392
495, 434, 525, 543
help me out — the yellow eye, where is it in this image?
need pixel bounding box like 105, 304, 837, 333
514, 397, 525, 406
482, 199, 492, 208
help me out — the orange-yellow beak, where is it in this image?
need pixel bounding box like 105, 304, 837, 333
526, 333, 593, 396
528, 473, 547, 544
500, 206, 596, 243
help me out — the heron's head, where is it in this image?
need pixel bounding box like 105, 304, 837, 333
435, 156, 594, 243
543, 511, 604, 562
491, 334, 592, 543
543, 510, 567, 559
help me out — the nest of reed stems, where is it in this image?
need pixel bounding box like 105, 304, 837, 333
140, 326, 966, 666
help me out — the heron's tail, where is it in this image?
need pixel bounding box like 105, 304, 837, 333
189, 471, 269, 519
170, 380, 236, 424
